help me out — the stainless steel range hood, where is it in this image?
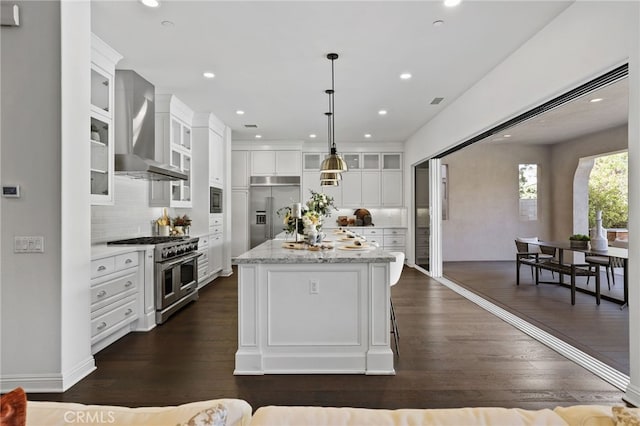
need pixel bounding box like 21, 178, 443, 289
114, 70, 188, 181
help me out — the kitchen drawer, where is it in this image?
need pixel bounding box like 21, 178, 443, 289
361, 228, 382, 238
384, 235, 406, 247
115, 252, 138, 271
384, 228, 406, 237
199, 237, 209, 250
91, 271, 137, 310
91, 296, 138, 341
91, 257, 115, 279
210, 225, 223, 235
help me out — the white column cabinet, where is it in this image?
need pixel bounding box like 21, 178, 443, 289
232, 151, 249, 188
232, 190, 250, 257
381, 171, 403, 206
209, 130, 224, 186
90, 35, 122, 205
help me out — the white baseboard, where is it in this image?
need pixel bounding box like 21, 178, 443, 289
624, 383, 640, 407
1, 356, 95, 393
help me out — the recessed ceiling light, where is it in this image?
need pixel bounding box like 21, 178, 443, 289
400, 73, 412, 80
203, 72, 215, 79
433, 20, 445, 27
503, 134, 512, 138
161, 20, 174, 27
364, 134, 372, 139
236, 110, 245, 115
309, 134, 317, 139
590, 98, 603, 103
378, 110, 388, 116
255, 134, 262, 139
141, 0, 159, 7
444, 0, 461, 7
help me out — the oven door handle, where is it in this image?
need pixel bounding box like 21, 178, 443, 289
159, 252, 202, 269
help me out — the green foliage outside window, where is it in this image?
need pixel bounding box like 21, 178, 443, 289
588, 152, 628, 229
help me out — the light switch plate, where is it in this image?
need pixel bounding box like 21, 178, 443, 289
14, 236, 44, 253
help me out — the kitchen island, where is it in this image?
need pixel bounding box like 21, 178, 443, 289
232, 239, 396, 375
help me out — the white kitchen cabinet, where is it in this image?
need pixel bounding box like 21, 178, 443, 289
90, 35, 122, 205
232, 190, 250, 257
90, 250, 140, 354
381, 171, 403, 206
382, 153, 402, 170
209, 231, 223, 277
341, 172, 362, 207
303, 153, 323, 171
250, 150, 301, 176
150, 95, 194, 208
232, 151, 249, 188
361, 171, 381, 205
209, 130, 224, 186
209, 213, 224, 278
197, 235, 210, 285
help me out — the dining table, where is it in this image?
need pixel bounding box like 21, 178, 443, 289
531, 240, 628, 307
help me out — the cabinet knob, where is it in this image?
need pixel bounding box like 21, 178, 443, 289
97, 265, 106, 271
97, 290, 107, 298
125, 258, 133, 264
124, 308, 133, 316
97, 322, 107, 331
125, 281, 133, 287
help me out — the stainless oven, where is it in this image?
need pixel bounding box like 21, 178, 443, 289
155, 251, 199, 323
210, 186, 223, 213
108, 236, 201, 325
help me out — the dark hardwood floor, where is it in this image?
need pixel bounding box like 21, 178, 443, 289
30, 266, 625, 410
444, 261, 629, 374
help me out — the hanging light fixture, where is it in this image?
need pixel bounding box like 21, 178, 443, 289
320, 171, 341, 186
320, 53, 348, 176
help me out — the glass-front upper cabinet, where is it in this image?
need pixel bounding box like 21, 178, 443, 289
90, 35, 122, 205
150, 94, 194, 208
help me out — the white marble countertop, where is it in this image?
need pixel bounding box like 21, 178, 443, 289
233, 239, 395, 264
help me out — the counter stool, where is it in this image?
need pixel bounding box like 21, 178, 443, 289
389, 251, 405, 355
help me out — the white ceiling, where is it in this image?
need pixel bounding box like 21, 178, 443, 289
486, 78, 629, 146
91, 1, 577, 145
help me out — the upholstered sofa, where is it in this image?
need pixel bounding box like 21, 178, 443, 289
2, 387, 637, 426
22, 401, 639, 426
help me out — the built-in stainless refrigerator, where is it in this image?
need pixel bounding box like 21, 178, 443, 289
249, 176, 301, 248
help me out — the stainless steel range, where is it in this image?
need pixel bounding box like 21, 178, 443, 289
108, 236, 200, 324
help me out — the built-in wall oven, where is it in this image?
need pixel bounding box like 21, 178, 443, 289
210, 186, 223, 213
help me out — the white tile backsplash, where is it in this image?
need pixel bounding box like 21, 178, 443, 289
91, 176, 166, 244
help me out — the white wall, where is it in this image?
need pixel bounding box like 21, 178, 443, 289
403, 0, 640, 405
442, 143, 551, 261
550, 124, 628, 241
91, 177, 164, 243
1, 1, 94, 391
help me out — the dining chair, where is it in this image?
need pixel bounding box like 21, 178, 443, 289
515, 237, 555, 280
389, 251, 405, 355
586, 239, 627, 289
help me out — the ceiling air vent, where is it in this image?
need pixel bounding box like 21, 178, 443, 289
244, 124, 258, 128
430, 97, 444, 105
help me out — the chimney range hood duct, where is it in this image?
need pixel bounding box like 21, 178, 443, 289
114, 70, 188, 181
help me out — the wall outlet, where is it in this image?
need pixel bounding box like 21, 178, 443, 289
14, 236, 44, 253
309, 280, 319, 294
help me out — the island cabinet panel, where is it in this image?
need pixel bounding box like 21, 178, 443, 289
233, 241, 395, 375
266, 270, 361, 346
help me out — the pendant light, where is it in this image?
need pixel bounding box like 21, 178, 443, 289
321, 107, 341, 186
320, 171, 341, 186
320, 53, 348, 175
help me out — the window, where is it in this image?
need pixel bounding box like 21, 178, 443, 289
519, 164, 537, 221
